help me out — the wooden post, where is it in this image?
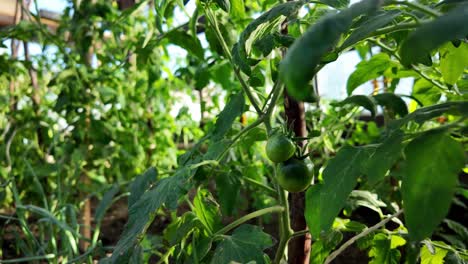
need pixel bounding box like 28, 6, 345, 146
282, 1, 312, 262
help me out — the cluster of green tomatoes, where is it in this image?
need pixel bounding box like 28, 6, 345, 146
266, 132, 314, 193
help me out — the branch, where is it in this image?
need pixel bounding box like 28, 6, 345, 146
324, 209, 404, 264
214, 206, 285, 236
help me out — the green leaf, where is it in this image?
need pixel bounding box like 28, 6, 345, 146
234, 1, 303, 73
248, 67, 266, 87
280, 0, 381, 102
444, 252, 465, 264
128, 167, 157, 208
411, 79, 441, 107
216, 171, 241, 216
212, 92, 245, 141
215, 0, 230, 12
305, 146, 369, 237
401, 130, 465, 241
389, 101, 468, 129
195, 66, 211, 90
165, 30, 204, 60
17, 205, 81, 237
369, 233, 401, 264
440, 42, 468, 85
210, 224, 273, 264
373, 93, 408, 117
399, 6, 468, 66
342, 10, 401, 49
362, 131, 403, 184
347, 53, 397, 95
335, 95, 377, 117
421, 242, 448, 264
107, 169, 189, 263
444, 219, 468, 243
230, 0, 245, 18
310, 230, 343, 264
94, 184, 120, 224
193, 189, 221, 235
347, 190, 386, 216
164, 212, 200, 246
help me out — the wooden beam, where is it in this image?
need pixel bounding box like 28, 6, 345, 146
0, 0, 59, 31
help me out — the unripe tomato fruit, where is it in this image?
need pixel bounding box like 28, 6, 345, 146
266, 133, 296, 163
277, 158, 314, 193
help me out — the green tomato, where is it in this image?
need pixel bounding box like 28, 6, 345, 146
277, 158, 314, 193
265, 133, 296, 163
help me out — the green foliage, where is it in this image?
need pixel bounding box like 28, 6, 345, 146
401, 130, 465, 241
1, 0, 467, 263
210, 225, 273, 263
306, 146, 368, 237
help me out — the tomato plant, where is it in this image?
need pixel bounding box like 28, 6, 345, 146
0, 0, 467, 263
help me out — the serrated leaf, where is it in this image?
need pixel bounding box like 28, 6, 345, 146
248, 66, 265, 87
362, 131, 403, 184
373, 93, 408, 117
235, 1, 303, 73
347, 190, 386, 216
281, 0, 381, 101
305, 146, 370, 237
421, 242, 448, 264
106, 169, 189, 263
216, 171, 241, 216
347, 53, 396, 95
400, 6, 468, 66
310, 230, 343, 264
342, 10, 401, 48
210, 225, 273, 264
369, 233, 401, 264
402, 131, 465, 241
440, 42, 468, 85
335, 95, 377, 117
412, 79, 441, 107
165, 30, 204, 60
128, 167, 157, 207
204, 139, 230, 160
212, 92, 245, 141
164, 212, 200, 246
194, 189, 221, 235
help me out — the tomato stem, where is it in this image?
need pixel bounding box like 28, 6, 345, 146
203, 6, 263, 114
213, 206, 285, 236
273, 165, 293, 264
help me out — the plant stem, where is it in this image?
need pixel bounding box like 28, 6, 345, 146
430, 241, 468, 257
291, 229, 310, 238
243, 176, 277, 196
369, 39, 453, 94
264, 81, 284, 133
0, 254, 56, 263
214, 206, 285, 236
274, 170, 293, 264
390, 1, 441, 18
324, 209, 403, 264
217, 117, 265, 161
204, 7, 263, 114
